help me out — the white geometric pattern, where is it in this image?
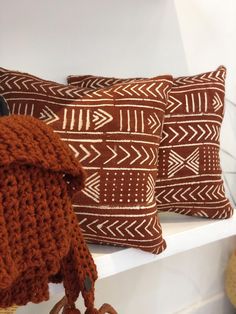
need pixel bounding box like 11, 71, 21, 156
168, 148, 199, 177
92, 109, 113, 130
39, 106, 60, 125
82, 172, 100, 203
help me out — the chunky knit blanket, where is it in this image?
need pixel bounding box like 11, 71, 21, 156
0, 115, 116, 314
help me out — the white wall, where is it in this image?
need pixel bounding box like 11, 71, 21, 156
0, 0, 187, 82
175, 0, 236, 103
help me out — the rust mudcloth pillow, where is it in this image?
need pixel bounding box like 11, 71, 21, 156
0, 67, 173, 254
67, 66, 233, 219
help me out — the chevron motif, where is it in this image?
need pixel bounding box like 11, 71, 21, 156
156, 183, 227, 204
92, 109, 113, 130
174, 68, 225, 85
166, 95, 182, 113
213, 92, 223, 112
2, 75, 86, 98
148, 113, 161, 133
39, 105, 60, 125
68, 144, 79, 158
161, 124, 220, 144
102, 145, 157, 166
146, 174, 155, 203
81, 81, 166, 99
69, 144, 101, 163
168, 148, 199, 177
78, 216, 159, 239
82, 172, 100, 203
89, 77, 121, 89
74, 76, 131, 89
10, 77, 40, 91
80, 144, 101, 163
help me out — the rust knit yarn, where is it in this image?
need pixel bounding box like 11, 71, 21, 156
0, 115, 117, 314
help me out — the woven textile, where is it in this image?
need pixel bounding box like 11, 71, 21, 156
0, 115, 116, 314
67, 66, 233, 219
0, 67, 173, 253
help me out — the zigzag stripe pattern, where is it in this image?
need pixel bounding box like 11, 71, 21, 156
68, 143, 158, 166
67, 66, 233, 220
0, 67, 173, 253
76, 211, 166, 253
68, 75, 141, 89
146, 174, 156, 203
213, 92, 224, 112
173, 68, 226, 86
161, 124, 220, 144
156, 182, 226, 204
39, 105, 60, 125
82, 172, 100, 203
78, 215, 160, 239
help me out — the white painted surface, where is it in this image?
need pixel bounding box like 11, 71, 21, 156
176, 293, 234, 314
16, 237, 236, 314
47, 212, 236, 284
175, 0, 236, 103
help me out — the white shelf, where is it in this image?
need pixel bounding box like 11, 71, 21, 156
50, 211, 236, 295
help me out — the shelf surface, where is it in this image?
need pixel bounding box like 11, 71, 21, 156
50, 211, 236, 294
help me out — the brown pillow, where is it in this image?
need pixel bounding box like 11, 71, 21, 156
0, 67, 173, 254
67, 66, 233, 219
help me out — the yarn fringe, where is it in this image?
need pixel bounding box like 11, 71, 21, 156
50, 297, 118, 314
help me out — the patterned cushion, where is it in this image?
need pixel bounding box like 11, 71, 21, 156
0, 67, 173, 253
67, 66, 233, 219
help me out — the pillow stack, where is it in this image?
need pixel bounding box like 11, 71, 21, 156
0, 65, 233, 255
68, 66, 233, 219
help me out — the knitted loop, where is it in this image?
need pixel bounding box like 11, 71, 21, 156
84, 307, 98, 314
98, 304, 118, 314
50, 298, 118, 314
64, 309, 81, 314
50, 296, 67, 314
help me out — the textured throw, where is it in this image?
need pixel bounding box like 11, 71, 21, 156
0, 67, 173, 253
67, 66, 233, 219
0, 115, 116, 314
